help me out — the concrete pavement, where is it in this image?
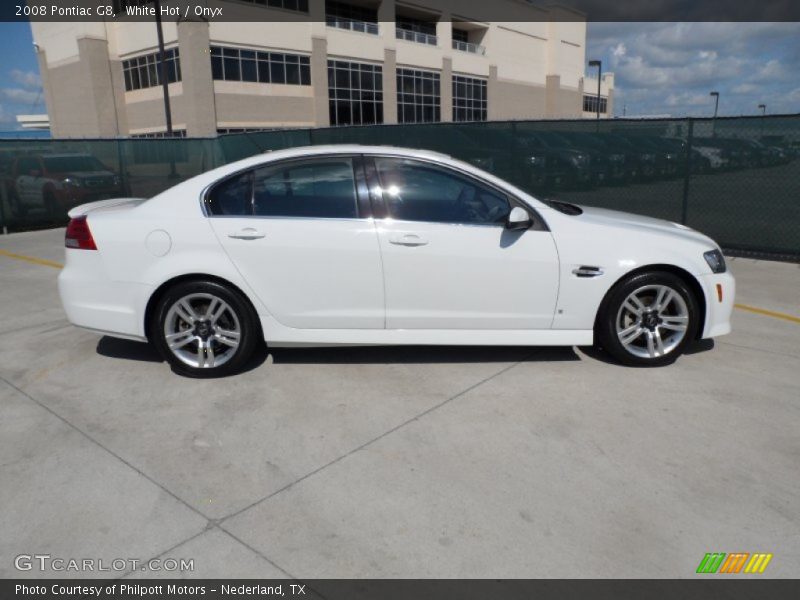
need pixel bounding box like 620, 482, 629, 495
0, 228, 798, 578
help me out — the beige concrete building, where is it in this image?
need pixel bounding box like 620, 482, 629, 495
31, 0, 614, 138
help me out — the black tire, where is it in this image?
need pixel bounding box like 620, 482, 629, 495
149, 279, 260, 378
595, 271, 700, 367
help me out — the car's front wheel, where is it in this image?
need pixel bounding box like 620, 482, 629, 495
150, 280, 260, 377
596, 271, 700, 367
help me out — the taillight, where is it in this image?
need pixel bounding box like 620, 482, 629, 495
65, 216, 97, 250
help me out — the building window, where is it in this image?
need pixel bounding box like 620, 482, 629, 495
210, 46, 311, 85
234, 0, 309, 12
130, 130, 187, 138
328, 60, 383, 126
217, 128, 272, 135
452, 29, 469, 43
583, 94, 608, 114
122, 48, 181, 91
397, 68, 440, 124
452, 75, 487, 122
326, 0, 379, 35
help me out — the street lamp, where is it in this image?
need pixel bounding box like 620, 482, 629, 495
589, 60, 602, 121
710, 91, 719, 135
758, 103, 766, 116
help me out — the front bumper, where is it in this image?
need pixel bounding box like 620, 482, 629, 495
699, 270, 735, 338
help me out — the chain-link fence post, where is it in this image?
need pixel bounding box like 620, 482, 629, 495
681, 118, 694, 225
0, 180, 8, 235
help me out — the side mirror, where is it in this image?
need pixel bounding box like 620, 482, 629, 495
506, 206, 532, 230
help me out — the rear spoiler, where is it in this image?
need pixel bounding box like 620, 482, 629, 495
67, 197, 146, 218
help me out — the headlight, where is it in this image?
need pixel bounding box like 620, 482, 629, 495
528, 155, 545, 167
62, 177, 81, 188
703, 249, 726, 273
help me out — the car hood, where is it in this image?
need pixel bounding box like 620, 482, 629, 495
575, 205, 717, 247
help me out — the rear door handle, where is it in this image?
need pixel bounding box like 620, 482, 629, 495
228, 228, 265, 240
389, 233, 428, 247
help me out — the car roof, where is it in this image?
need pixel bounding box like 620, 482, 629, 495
199, 144, 454, 184
259, 144, 451, 161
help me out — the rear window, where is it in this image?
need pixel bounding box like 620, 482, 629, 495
205, 157, 359, 219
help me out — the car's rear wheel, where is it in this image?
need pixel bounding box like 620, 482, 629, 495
596, 271, 700, 367
150, 280, 260, 378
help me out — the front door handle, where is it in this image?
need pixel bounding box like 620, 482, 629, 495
228, 228, 265, 240
389, 233, 428, 247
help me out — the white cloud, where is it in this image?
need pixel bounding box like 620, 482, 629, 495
10, 69, 41, 89
587, 22, 800, 117
0, 87, 41, 104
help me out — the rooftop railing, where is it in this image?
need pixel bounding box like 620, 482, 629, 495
452, 39, 485, 55
327, 16, 379, 35
396, 27, 438, 46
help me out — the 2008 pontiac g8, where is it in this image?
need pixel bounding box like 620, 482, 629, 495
58, 145, 734, 377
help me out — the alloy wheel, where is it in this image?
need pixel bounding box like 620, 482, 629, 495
615, 284, 689, 359
163, 293, 241, 369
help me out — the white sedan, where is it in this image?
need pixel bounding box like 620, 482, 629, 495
58, 145, 734, 377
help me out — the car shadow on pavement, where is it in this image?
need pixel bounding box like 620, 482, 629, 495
97, 336, 162, 362
578, 338, 716, 366
267, 345, 580, 364
96, 337, 583, 368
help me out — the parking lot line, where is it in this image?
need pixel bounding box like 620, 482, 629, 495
733, 303, 800, 324
2, 248, 799, 324
0, 248, 63, 269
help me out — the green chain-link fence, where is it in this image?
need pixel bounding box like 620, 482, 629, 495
1, 115, 798, 260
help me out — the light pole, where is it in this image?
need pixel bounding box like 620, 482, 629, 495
710, 91, 719, 136
589, 60, 602, 121
152, 0, 177, 177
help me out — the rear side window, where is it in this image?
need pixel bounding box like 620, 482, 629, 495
206, 171, 252, 216
253, 158, 358, 219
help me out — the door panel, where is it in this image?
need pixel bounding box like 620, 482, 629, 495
207, 157, 384, 329
371, 157, 559, 329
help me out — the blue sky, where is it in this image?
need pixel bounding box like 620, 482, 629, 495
0, 21, 798, 130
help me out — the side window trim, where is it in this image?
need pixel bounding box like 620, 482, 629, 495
365, 154, 549, 231
203, 154, 367, 220
352, 155, 373, 219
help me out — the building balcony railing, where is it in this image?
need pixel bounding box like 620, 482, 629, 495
452, 39, 485, 55
396, 27, 438, 46
327, 16, 379, 35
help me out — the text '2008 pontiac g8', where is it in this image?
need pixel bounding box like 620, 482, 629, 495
58, 145, 734, 377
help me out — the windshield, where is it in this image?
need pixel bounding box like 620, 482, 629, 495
44, 156, 106, 173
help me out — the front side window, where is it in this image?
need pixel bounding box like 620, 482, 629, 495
374, 158, 509, 225
253, 158, 358, 219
